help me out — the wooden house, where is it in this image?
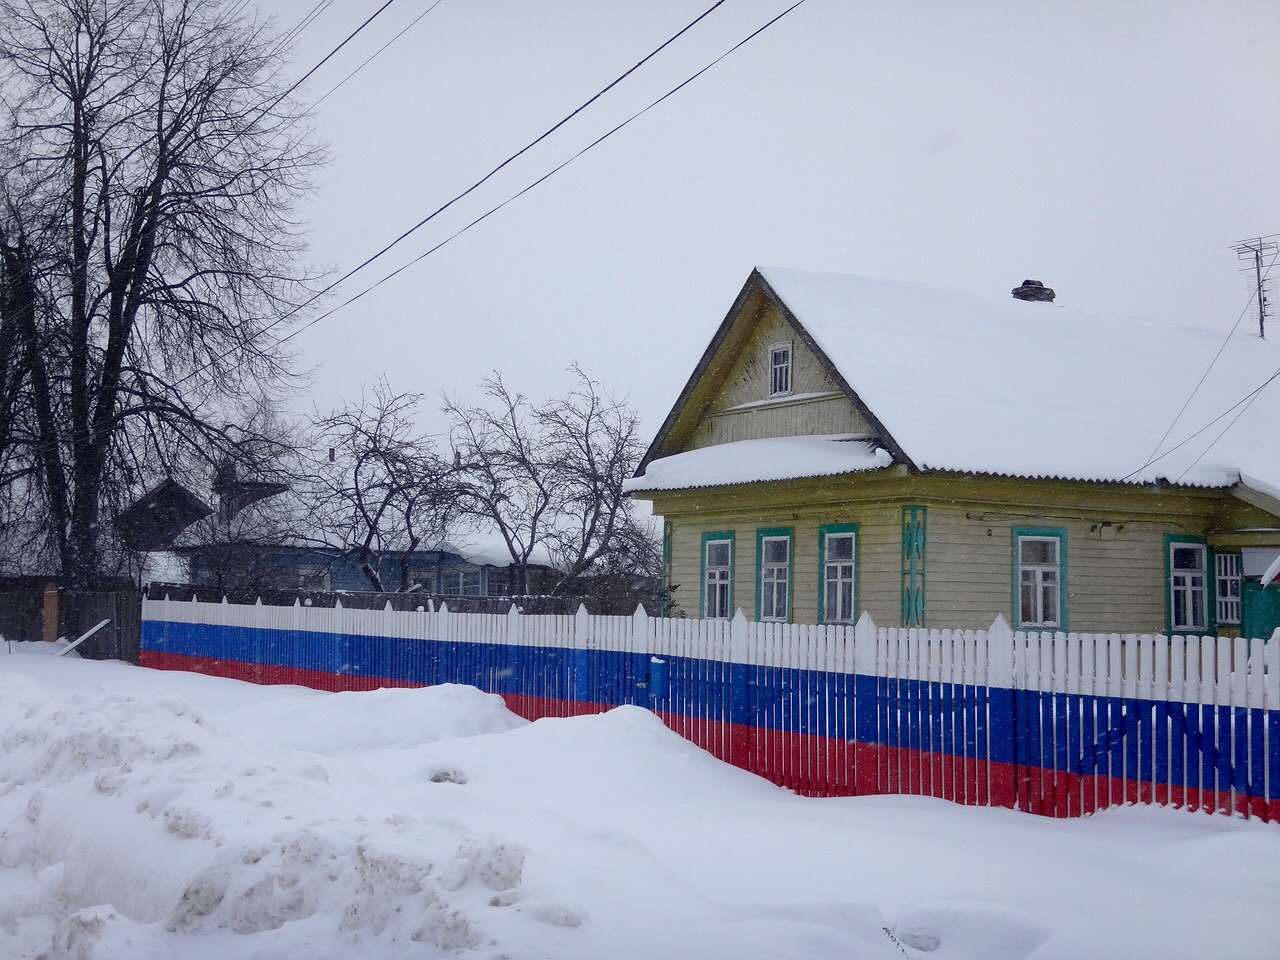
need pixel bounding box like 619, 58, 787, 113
625, 268, 1280, 637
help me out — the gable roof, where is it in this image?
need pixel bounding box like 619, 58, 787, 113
633, 266, 1280, 495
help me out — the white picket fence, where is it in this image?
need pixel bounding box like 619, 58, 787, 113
141, 594, 1280, 819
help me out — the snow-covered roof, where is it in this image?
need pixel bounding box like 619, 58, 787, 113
437, 529, 556, 569
624, 436, 892, 493
737, 267, 1280, 490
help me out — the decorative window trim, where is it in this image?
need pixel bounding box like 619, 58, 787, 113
1012, 527, 1068, 631
1165, 534, 1214, 635
1215, 551, 1242, 626
662, 520, 673, 617
700, 531, 735, 620
755, 527, 794, 622
768, 340, 793, 398
901, 506, 927, 627
818, 523, 859, 625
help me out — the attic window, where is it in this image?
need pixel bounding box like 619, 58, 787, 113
769, 341, 792, 397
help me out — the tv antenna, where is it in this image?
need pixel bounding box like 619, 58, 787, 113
1232, 234, 1278, 338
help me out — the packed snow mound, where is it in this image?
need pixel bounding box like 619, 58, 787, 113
0, 675, 539, 958
0, 669, 887, 960
212, 683, 525, 755
407, 705, 780, 807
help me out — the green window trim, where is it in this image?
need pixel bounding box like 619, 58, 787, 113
1012, 527, 1069, 631
754, 526, 794, 622
699, 530, 735, 619
818, 522, 859, 625
901, 506, 927, 627
1164, 534, 1215, 636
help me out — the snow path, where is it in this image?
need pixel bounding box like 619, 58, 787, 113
1, 653, 1277, 959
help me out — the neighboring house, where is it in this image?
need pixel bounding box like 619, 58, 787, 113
172, 533, 559, 597
624, 267, 1280, 638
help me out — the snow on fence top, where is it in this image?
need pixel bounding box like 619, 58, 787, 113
744, 267, 1280, 491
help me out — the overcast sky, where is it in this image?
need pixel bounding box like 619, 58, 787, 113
262, 0, 1280, 439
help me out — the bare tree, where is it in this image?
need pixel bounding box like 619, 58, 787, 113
443, 374, 557, 596
0, 0, 324, 584
311, 382, 458, 592
444, 366, 656, 599
540, 365, 646, 589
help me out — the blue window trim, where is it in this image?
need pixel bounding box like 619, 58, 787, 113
1164, 533, 1215, 636
755, 527, 794, 622
1012, 526, 1069, 631
699, 530, 735, 619
817, 522, 859, 625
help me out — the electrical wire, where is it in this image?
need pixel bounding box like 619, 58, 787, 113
279, 0, 810, 352
1139, 248, 1277, 469
271, 0, 401, 111
313, 0, 448, 108
1122, 364, 1280, 482
172, 0, 745, 386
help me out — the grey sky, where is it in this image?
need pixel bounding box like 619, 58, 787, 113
264, 0, 1280, 438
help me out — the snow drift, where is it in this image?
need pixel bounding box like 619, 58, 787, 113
1, 654, 1278, 959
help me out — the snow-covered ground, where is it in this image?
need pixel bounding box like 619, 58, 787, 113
1, 652, 1277, 959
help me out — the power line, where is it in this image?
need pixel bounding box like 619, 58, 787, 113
1174, 377, 1272, 483
313, 0, 448, 109
271, 0, 401, 110
1124, 362, 1280, 482
275, 0, 809, 350
1136, 242, 1277, 473
173, 0, 740, 386
278, 0, 336, 49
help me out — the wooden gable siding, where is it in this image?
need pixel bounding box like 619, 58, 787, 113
687, 301, 870, 449
654, 471, 1251, 632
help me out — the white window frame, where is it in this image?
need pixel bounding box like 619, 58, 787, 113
1016, 534, 1063, 629
759, 534, 791, 622
823, 531, 857, 624
768, 340, 792, 397
703, 538, 733, 619
1215, 552, 1241, 626
1170, 542, 1209, 633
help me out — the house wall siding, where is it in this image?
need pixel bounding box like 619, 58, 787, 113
654, 474, 1230, 632
666, 503, 901, 624
925, 506, 1173, 632
687, 304, 871, 449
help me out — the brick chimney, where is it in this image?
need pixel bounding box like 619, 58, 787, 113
1012, 279, 1055, 302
